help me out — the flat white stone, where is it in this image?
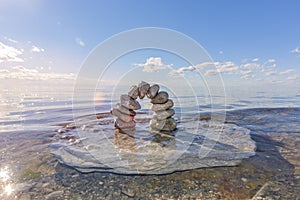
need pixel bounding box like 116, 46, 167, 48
51, 120, 256, 175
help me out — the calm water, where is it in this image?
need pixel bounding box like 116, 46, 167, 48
0, 83, 299, 199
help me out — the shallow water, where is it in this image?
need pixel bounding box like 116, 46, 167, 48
0, 84, 299, 199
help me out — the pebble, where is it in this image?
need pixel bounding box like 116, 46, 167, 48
98, 181, 104, 185
153, 109, 175, 120
128, 85, 139, 99
116, 103, 136, 116
115, 118, 136, 129
121, 188, 135, 198
147, 84, 159, 99
45, 191, 64, 200
151, 99, 174, 111
151, 91, 169, 104
120, 95, 141, 110
241, 177, 247, 182
138, 81, 150, 99
111, 108, 134, 122
42, 183, 50, 187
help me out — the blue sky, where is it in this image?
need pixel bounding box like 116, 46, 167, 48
0, 0, 299, 89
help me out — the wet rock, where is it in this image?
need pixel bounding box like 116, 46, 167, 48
111, 108, 134, 123
116, 103, 136, 116
120, 95, 141, 110
115, 118, 136, 129
51, 120, 256, 174
15, 182, 36, 192
147, 84, 160, 99
153, 109, 175, 120
151, 91, 169, 104
150, 117, 177, 131
45, 190, 64, 200
138, 81, 150, 99
151, 99, 174, 111
128, 85, 139, 99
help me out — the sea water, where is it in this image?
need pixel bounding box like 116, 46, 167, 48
0, 81, 299, 199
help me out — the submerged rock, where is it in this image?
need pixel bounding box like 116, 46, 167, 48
151, 91, 169, 104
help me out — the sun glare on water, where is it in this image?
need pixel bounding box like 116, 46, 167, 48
0, 166, 14, 196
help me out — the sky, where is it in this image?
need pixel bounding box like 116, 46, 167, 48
0, 0, 299, 93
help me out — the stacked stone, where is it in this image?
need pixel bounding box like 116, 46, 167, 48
150, 89, 176, 132
111, 81, 177, 132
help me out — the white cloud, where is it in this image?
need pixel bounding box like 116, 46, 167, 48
0, 65, 75, 81
75, 37, 85, 47
177, 65, 195, 73
4, 37, 18, 44
204, 69, 218, 76
0, 42, 24, 63
31, 45, 45, 52
291, 47, 300, 53
241, 74, 254, 79
168, 61, 240, 77
168, 70, 184, 78
239, 70, 252, 75
287, 75, 298, 81
240, 62, 260, 70
134, 57, 172, 72
267, 59, 276, 63
167, 57, 299, 84
214, 61, 239, 74
279, 69, 295, 75
264, 70, 277, 76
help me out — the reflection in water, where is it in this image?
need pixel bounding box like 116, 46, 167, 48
152, 131, 176, 149
114, 128, 176, 152
0, 166, 14, 197
114, 129, 137, 152
113, 128, 177, 173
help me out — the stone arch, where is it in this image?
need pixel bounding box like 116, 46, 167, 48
111, 81, 177, 132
